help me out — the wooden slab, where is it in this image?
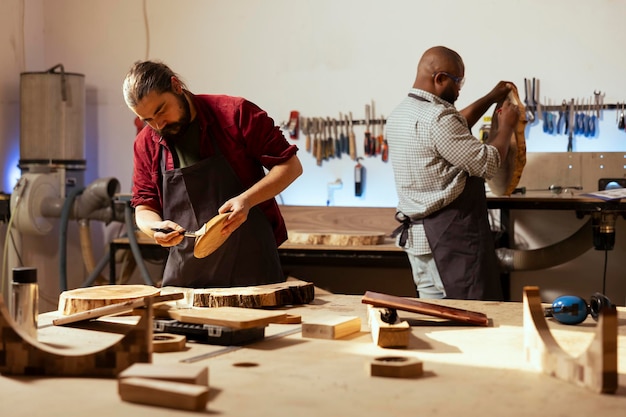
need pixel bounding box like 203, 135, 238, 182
368, 356, 423, 378
193, 279, 315, 308
362, 291, 489, 327
58, 284, 160, 315
287, 230, 386, 246
165, 306, 288, 329
302, 316, 362, 339
53, 292, 184, 326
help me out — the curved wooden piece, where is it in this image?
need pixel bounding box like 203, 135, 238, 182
486, 84, 527, 196
523, 286, 617, 394
0, 296, 152, 377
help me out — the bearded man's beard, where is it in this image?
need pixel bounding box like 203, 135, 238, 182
158, 93, 192, 141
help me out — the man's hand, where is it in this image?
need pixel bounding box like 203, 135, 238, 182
487, 81, 515, 105
152, 221, 186, 247
497, 100, 520, 129
218, 196, 250, 236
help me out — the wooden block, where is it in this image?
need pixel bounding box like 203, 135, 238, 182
367, 305, 410, 348
119, 363, 208, 386
119, 377, 209, 411
302, 316, 361, 339
368, 356, 423, 378
166, 306, 287, 329
193, 280, 314, 308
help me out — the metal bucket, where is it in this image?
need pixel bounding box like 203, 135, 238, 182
19, 64, 86, 170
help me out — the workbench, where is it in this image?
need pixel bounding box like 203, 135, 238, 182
2, 293, 625, 416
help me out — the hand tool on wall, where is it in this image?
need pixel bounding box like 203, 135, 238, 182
618, 102, 625, 130
524, 78, 535, 123
338, 112, 347, 156
567, 99, 575, 152
303, 118, 312, 153
348, 112, 356, 160
315, 118, 323, 166
364, 104, 372, 156
333, 117, 341, 158
535, 79, 542, 121
342, 113, 349, 155
354, 157, 364, 196
287, 111, 300, 139
326, 117, 334, 160
557, 100, 567, 134
380, 115, 388, 162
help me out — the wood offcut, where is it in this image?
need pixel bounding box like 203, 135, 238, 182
193, 279, 314, 308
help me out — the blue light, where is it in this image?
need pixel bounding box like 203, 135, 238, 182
2, 141, 22, 193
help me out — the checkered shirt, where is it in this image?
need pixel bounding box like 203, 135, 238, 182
386, 88, 501, 255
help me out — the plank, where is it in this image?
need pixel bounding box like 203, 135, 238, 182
165, 306, 288, 329
361, 291, 489, 327
301, 316, 361, 339
193, 279, 314, 308
119, 363, 208, 386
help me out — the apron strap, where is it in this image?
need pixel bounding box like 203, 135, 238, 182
391, 211, 424, 247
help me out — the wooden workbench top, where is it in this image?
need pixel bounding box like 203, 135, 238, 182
2, 293, 625, 416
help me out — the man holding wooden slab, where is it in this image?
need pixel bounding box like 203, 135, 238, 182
123, 61, 302, 288
386, 46, 520, 300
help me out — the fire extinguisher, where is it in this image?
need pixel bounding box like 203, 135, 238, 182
355, 157, 365, 196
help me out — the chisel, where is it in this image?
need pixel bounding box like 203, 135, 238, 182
348, 112, 356, 160
364, 104, 372, 156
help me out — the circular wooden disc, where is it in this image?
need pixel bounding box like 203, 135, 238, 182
58, 284, 160, 315
193, 213, 231, 258
287, 230, 386, 246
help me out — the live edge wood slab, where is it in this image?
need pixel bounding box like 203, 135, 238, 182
193, 279, 315, 308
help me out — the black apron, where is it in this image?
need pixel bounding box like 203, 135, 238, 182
396, 93, 502, 300
422, 176, 502, 300
159, 130, 284, 288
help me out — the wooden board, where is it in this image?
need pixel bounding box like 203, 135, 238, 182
301, 316, 362, 339
119, 377, 209, 411
193, 279, 315, 308
287, 230, 386, 246
58, 285, 160, 315
165, 306, 288, 329
362, 291, 489, 327
119, 363, 209, 386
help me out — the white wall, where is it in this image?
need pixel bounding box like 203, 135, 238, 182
2, 0, 626, 305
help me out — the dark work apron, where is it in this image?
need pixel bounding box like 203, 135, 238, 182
397, 93, 502, 300
159, 131, 284, 288
422, 176, 502, 300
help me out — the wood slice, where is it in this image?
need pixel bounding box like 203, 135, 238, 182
287, 230, 386, 246
58, 285, 160, 315
193, 280, 314, 308
486, 83, 527, 196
